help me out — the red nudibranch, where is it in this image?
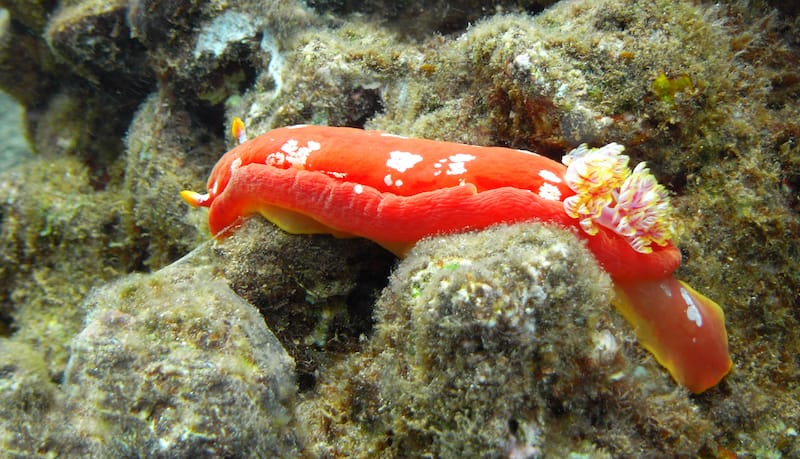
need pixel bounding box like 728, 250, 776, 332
181, 119, 732, 393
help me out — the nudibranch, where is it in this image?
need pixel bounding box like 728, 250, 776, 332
182, 119, 731, 393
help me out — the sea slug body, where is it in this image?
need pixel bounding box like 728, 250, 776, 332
182, 121, 732, 393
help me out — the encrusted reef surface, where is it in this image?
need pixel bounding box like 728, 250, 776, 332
62, 249, 299, 457
0, 0, 798, 457
298, 223, 719, 457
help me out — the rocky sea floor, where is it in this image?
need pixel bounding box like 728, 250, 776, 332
1, 0, 799, 457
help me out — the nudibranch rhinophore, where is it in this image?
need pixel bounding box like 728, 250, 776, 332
182, 119, 732, 393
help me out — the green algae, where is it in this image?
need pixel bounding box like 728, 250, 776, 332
652, 72, 693, 104
0, 340, 65, 456
124, 93, 222, 268
0, 156, 136, 379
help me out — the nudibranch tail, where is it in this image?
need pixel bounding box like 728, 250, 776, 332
562, 143, 674, 254
612, 276, 732, 393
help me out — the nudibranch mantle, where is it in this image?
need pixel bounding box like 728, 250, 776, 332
182, 120, 731, 393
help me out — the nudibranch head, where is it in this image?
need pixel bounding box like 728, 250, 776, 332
562, 144, 674, 254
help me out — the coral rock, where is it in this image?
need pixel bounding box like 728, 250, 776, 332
62, 250, 299, 457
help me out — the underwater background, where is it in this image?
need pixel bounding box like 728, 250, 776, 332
0, 0, 798, 457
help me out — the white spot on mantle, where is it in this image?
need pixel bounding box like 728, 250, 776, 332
354, 184, 364, 194
538, 169, 562, 183
538, 183, 561, 201
230, 157, 242, 173
446, 153, 476, 175
449, 153, 476, 162
280, 138, 321, 167
386, 151, 423, 172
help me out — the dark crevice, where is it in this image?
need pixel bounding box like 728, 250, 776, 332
342, 86, 384, 129
0, 309, 13, 337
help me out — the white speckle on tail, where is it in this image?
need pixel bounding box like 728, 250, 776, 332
681, 286, 703, 328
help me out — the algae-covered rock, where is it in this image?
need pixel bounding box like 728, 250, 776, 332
45, 0, 152, 90
0, 0, 58, 32
300, 223, 716, 457
0, 8, 59, 107
2, 0, 149, 182
0, 340, 66, 455
24, 88, 135, 188
214, 217, 394, 388
230, 20, 396, 131
62, 248, 299, 457
367, 0, 771, 163
128, 0, 316, 105
0, 0, 799, 455
124, 92, 224, 268
306, 0, 558, 36
0, 156, 135, 378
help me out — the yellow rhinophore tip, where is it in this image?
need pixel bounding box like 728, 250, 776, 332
180, 190, 210, 207
231, 117, 247, 144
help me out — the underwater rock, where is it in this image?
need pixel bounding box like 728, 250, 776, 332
62, 249, 299, 457
23, 88, 134, 188
364, 223, 714, 456
128, 0, 315, 105
305, 0, 558, 36
0, 156, 135, 378
45, 0, 152, 91
231, 20, 394, 130
214, 217, 394, 389
124, 93, 224, 269
0, 340, 66, 455
0, 0, 58, 32
0, 8, 59, 107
